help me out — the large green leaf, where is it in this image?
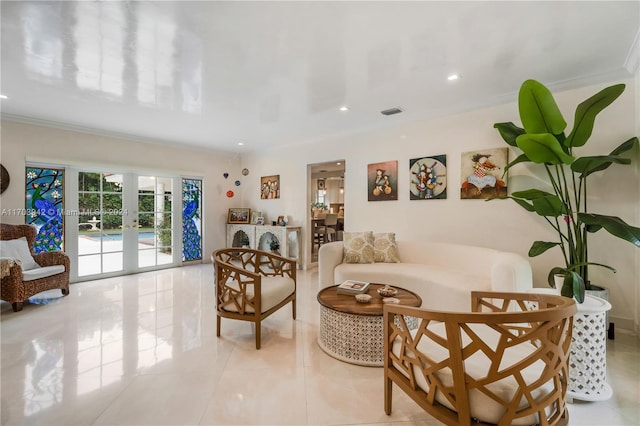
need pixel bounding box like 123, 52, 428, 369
571, 155, 630, 178
579, 213, 640, 247
529, 241, 560, 257
610, 136, 639, 156
511, 190, 564, 216
518, 79, 567, 134
494, 122, 525, 147
502, 153, 531, 176
531, 195, 565, 216
565, 84, 625, 148
516, 133, 575, 164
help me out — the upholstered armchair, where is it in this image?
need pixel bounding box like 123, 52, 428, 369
384, 291, 576, 426
1, 223, 70, 312
212, 248, 296, 349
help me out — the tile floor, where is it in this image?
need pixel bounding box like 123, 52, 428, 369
1, 264, 639, 425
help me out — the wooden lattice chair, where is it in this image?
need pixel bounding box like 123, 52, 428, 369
1, 223, 70, 312
384, 291, 576, 426
212, 247, 296, 349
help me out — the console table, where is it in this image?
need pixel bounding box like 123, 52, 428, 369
226, 224, 302, 268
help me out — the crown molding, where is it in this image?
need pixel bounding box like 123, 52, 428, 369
0, 113, 239, 157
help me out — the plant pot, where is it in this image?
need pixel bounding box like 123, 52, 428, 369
567, 294, 613, 402
585, 285, 610, 329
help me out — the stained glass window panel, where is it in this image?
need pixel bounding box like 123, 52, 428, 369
182, 179, 202, 261
25, 167, 64, 253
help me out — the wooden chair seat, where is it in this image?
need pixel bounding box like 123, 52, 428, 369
384, 291, 576, 426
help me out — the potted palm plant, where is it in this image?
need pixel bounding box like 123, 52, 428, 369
494, 79, 639, 303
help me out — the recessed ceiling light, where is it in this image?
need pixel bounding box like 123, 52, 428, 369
336, 162, 341, 165
447, 74, 460, 81
339, 106, 349, 111
0, 94, 7, 99
237, 142, 244, 146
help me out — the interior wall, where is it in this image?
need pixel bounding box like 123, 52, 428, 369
241, 78, 639, 332
0, 120, 241, 262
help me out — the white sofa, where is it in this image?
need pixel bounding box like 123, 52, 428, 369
318, 241, 533, 312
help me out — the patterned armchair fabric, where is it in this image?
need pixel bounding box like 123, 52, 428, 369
1, 224, 70, 311
212, 248, 296, 349
384, 291, 576, 426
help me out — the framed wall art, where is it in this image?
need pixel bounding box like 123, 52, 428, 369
250, 210, 262, 224
368, 160, 397, 201
460, 147, 508, 199
409, 155, 447, 200
260, 175, 280, 199
228, 208, 251, 224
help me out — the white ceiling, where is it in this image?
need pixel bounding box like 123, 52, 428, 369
1, 1, 638, 154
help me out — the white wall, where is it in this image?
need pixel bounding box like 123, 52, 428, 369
241, 79, 640, 332
0, 120, 240, 261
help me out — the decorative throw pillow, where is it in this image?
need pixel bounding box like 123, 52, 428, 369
0, 237, 39, 270
343, 232, 374, 264
373, 232, 400, 263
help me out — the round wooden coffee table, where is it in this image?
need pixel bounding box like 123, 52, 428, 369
317, 283, 422, 366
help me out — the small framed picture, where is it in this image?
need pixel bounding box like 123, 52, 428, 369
256, 216, 265, 225
317, 179, 325, 190
277, 215, 285, 226
228, 208, 250, 224
250, 210, 262, 224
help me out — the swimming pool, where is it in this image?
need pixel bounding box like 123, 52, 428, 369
85, 232, 155, 241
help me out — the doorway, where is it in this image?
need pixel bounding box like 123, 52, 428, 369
308, 160, 345, 264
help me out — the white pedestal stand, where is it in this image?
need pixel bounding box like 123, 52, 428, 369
567, 294, 612, 402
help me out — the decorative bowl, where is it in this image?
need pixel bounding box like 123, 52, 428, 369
355, 294, 372, 303
377, 286, 398, 297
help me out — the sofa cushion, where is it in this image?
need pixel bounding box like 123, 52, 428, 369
373, 232, 400, 263
0, 237, 39, 271
392, 322, 549, 425
22, 265, 65, 281
343, 232, 374, 264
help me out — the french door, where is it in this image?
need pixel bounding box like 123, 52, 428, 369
67, 170, 179, 281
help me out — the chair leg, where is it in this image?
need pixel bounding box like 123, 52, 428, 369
384, 376, 393, 415
255, 322, 261, 350
11, 302, 23, 312
292, 298, 297, 320
216, 315, 221, 337
61, 288, 69, 296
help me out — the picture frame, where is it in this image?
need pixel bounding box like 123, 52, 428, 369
228, 208, 251, 224
317, 179, 325, 190
256, 216, 265, 226
260, 174, 280, 199
276, 215, 285, 226
250, 210, 262, 224
368, 160, 398, 201
460, 147, 508, 200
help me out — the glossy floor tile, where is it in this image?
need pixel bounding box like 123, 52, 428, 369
1, 264, 639, 425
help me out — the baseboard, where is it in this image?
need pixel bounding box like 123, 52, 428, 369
609, 315, 637, 336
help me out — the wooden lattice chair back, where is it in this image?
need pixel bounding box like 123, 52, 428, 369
211, 248, 296, 349
383, 291, 576, 426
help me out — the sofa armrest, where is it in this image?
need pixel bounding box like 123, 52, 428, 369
318, 242, 344, 288
490, 252, 533, 293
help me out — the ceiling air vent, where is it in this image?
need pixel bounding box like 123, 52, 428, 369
381, 107, 404, 116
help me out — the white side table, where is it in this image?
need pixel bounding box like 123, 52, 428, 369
567, 294, 613, 402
